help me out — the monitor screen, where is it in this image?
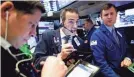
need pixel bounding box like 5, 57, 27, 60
67, 64, 93, 77
58, 0, 75, 9
115, 8, 134, 28
38, 22, 54, 34
41, 0, 58, 12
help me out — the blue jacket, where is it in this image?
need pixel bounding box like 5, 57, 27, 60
90, 24, 131, 77
83, 26, 96, 49
87, 26, 96, 42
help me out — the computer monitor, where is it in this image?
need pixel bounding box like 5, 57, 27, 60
58, 0, 75, 9
115, 8, 134, 28
66, 60, 100, 77
38, 22, 54, 34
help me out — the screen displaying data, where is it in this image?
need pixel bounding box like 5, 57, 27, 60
67, 64, 93, 77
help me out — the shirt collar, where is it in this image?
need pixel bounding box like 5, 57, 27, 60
60, 28, 66, 39
104, 24, 114, 33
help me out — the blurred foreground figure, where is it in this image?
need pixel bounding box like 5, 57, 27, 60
1, 1, 67, 77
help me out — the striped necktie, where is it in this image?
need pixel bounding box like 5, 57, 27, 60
63, 35, 72, 44
112, 28, 119, 45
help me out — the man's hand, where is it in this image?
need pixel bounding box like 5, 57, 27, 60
58, 43, 76, 60
121, 57, 132, 67
66, 59, 76, 66
84, 40, 88, 43
41, 56, 67, 77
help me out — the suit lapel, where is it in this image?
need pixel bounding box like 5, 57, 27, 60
100, 24, 120, 48
54, 29, 62, 53
116, 30, 123, 49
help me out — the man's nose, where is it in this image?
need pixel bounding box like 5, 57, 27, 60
108, 14, 112, 18
73, 23, 77, 28
30, 28, 36, 37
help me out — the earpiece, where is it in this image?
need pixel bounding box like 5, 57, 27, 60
5, 11, 9, 40
6, 11, 9, 21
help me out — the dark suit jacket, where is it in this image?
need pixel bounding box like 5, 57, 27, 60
33, 28, 87, 70
83, 26, 96, 50
33, 29, 61, 70
1, 46, 38, 77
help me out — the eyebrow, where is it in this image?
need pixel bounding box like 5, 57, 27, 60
68, 19, 75, 21
68, 19, 79, 22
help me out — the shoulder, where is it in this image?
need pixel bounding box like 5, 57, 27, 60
91, 27, 106, 42
91, 28, 102, 37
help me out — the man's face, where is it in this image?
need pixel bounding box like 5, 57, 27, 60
63, 11, 79, 33
84, 21, 93, 31
101, 7, 117, 27
7, 9, 42, 48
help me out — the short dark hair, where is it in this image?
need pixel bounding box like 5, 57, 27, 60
60, 8, 79, 23
100, 3, 117, 16
85, 18, 93, 24
2, 1, 46, 14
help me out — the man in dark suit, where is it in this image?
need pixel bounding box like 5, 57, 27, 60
33, 8, 85, 70
83, 18, 96, 52
83, 18, 96, 43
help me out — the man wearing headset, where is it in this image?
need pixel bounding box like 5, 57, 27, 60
33, 8, 86, 70
1, 1, 67, 77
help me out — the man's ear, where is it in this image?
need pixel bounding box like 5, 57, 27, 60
1, 2, 14, 19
